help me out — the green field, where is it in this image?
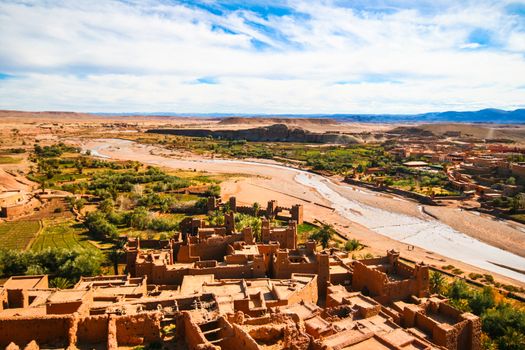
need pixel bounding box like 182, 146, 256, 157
297, 222, 320, 243
0, 220, 41, 250
30, 219, 99, 252
0, 156, 20, 164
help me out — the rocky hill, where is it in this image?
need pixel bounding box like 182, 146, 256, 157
147, 123, 359, 144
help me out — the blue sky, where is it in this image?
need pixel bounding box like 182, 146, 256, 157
0, 0, 524, 113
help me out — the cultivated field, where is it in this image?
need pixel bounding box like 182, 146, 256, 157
0, 220, 41, 250
30, 219, 99, 252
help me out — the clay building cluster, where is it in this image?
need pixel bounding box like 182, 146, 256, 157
385, 136, 525, 205
0, 198, 481, 350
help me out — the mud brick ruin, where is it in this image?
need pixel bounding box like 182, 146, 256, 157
0, 197, 480, 349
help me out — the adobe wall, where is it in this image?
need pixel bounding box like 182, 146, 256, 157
352, 261, 387, 298
1, 201, 40, 219
146, 262, 257, 285
7, 289, 28, 309
261, 220, 297, 249
384, 280, 416, 303
271, 258, 317, 280
0, 315, 72, 347
178, 312, 217, 350
115, 312, 162, 346
47, 301, 84, 315
352, 259, 428, 303
77, 315, 108, 345
287, 274, 318, 305
271, 252, 329, 297
225, 323, 260, 350
218, 316, 259, 350
460, 313, 481, 350
0, 288, 7, 310
177, 233, 245, 263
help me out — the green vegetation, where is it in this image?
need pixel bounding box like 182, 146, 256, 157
0, 148, 25, 154
33, 143, 80, 158
429, 271, 446, 294
31, 219, 99, 252
309, 223, 336, 249
0, 156, 21, 164
28, 143, 217, 241
431, 275, 525, 350
139, 134, 461, 197
235, 213, 262, 240
0, 220, 41, 250
297, 222, 319, 243
344, 238, 362, 252
0, 247, 104, 285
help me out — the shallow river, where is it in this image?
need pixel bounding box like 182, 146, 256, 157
85, 139, 525, 283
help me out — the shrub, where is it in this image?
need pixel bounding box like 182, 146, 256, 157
344, 239, 361, 252
85, 211, 118, 240
484, 274, 495, 284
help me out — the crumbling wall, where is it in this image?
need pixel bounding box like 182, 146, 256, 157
0, 315, 71, 347
115, 312, 162, 346
287, 274, 318, 306
218, 316, 260, 350
178, 312, 213, 350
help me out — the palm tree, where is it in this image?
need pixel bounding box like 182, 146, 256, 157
429, 271, 446, 294
50, 277, 72, 289
108, 248, 124, 275
252, 202, 261, 217
310, 223, 336, 249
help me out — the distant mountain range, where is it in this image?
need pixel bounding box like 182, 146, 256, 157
95, 108, 525, 124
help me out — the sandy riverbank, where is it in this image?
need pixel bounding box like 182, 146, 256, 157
79, 138, 525, 287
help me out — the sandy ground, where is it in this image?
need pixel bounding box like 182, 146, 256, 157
78, 138, 525, 288
327, 178, 525, 259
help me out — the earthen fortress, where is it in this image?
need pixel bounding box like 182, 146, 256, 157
0, 197, 480, 350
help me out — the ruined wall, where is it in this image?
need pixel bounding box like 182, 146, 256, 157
384, 280, 415, 303
271, 257, 317, 280
177, 233, 244, 263
287, 274, 318, 306
225, 323, 261, 350
178, 312, 214, 350
218, 316, 259, 350
0, 315, 72, 347
352, 260, 427, 303
115, 312, 162, 346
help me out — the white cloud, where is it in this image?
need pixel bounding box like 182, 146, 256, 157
0, 0, 524, 113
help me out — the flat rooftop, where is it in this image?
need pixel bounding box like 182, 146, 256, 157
47, 289, 89, 304
3, 275, 47, 290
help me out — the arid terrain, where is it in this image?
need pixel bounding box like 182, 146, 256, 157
4, 110, 525, 282
1, 110, 525, 350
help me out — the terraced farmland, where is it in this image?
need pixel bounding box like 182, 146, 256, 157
30, 219, 99, 252
0, 220, 41, 250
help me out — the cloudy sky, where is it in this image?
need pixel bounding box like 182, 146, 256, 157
0, 0, 524, 114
